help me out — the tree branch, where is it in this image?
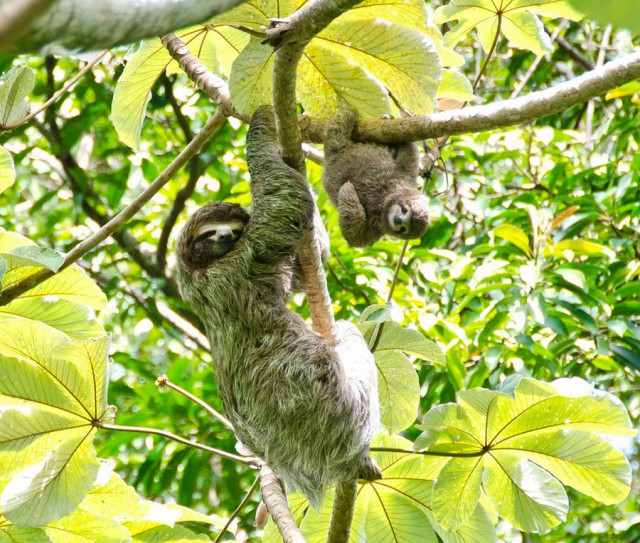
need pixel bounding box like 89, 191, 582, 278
300, 51, 640, 144
161, 33, 246, 121
213, 475, 261, 543
0, 0, 55, 52
259, 465, 306, 543
0, 0, 248, 54
99, 422, 257, 465
327, 480, 357, 543
269, 0, 365, 339
0, 109, 226, 307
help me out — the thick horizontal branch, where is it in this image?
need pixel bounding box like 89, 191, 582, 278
0, 0, 247, 54
300, 51, 640, 144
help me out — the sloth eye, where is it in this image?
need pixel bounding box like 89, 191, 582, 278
232, 229, 242, 237
399, 204, 409, 214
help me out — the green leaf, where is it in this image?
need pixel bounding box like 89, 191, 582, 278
432, 456, 484, 532
416, 378, 634, 533
0, 232, 106, 310
483, 453, 567, 532
0, 145, 15, 195
0, 320, 110, 526
360, 304, 391, 323
317, 20, 441, 115
0, 245, 64, 274
375, 350, 420, 433
493, 224, 531, 256
125, 521, 209, 541
435, 0, 581, 56
112, 40, 169, 149
554, 239, 616, 260
568, 0, 640, 33
0, 66, 35, 127
437, 70, 475, 102
362, 320, 446, 366
0, 298, 105, 340
426, 505, 497, 543
228, 36, 275, 117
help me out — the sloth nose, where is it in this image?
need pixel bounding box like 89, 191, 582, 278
218, 232, 233, 242
394, 215, 405, 226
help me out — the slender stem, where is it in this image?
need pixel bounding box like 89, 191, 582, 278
156, 374, 234, 430
472, 15, 503, 92
370, 446, 485, 458
99, 422, 257, 465
1, 51, 109, 131
386, 240, 409, 304
213, 475, 261, 543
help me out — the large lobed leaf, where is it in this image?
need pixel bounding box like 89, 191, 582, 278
416, 376, 635, 533
435, 0, 582, 56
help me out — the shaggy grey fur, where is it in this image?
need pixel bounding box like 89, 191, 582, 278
176, 106, 380, 504
322, 109, 430, 247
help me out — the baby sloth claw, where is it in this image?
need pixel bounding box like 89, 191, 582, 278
322, 109, 430, 247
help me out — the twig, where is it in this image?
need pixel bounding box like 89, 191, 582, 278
99, 422, 257, 465
0, 0, 55, 51
259, 465, 306, 543
585, 26, 612, 154
269, 0, 365, 339
549, 25, 595, 72
161, 32, 246, 121
510, 21, 567, 99
0, 108, 226, 307
213, 475, 261, 543
0, 50, 108, 131
156, 374, 234, 430
327, 480, 357, 543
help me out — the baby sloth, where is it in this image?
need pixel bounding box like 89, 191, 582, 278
322, 109, 430, 247
175, 106, 380, 504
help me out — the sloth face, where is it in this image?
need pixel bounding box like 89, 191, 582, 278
177, 202, 250, 271
385, 196, 430, 240
191, 221, 246, 260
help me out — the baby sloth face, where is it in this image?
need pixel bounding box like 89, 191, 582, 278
385, 195, 430, 240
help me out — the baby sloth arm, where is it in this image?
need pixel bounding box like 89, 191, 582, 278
337, 182, 378, 247
244, 106, 314, 264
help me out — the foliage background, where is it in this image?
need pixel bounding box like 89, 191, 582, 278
0, 2, 639, 541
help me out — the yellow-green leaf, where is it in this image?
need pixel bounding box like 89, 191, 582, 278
554, 239, 616, 260
494, 224, 531, 256
568, 0, 639, 33
0, 66, 35, 127
483, 454, 567, 533
375, 350, 420, 433
318, 19, 441, 115
112, 40, 169, 149
435, 0, 580, 56
228, 36, 275, 117
0, 146, 14, 195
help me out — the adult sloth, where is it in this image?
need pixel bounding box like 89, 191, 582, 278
176, 106, 380, 504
